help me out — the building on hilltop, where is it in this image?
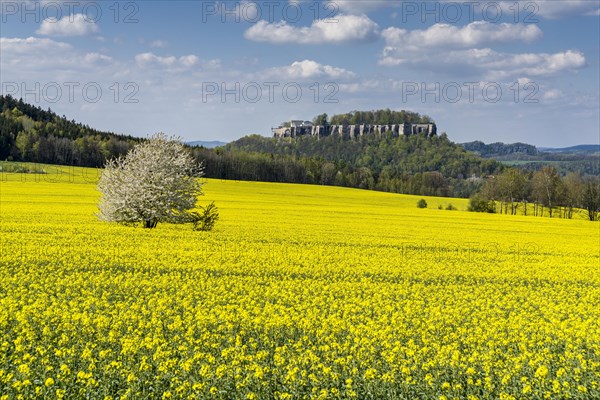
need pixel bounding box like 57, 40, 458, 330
272, 120, 437, 139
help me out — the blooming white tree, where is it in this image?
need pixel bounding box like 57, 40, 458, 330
97, 133, 204, 228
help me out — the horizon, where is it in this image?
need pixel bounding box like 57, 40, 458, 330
5, 95, 598, 149
1, 1, 599, 147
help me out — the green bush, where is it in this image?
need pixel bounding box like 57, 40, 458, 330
446, 204, 457, 211
190, 202, 220, 231
417, 199, 428, 209
468, 195, 495, 213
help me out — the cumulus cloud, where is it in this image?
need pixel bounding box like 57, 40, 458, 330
380, 45, 586, 80
378, 21, 585, 80
0, 36, 72, 53
382, 21, 542, 50
36, 13, 99, 37
0, 37, 112, 71
485, 50, 586, 76
134, 52, 220, 70
83, 52, 113, 65
265, 59, 356, 79
135, 52, 178, 67
244, 14, 379, 44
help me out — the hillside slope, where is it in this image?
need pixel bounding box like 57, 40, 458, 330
219, 133, 502, 197
0, 95, 140, 166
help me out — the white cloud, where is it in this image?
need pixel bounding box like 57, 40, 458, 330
0, 36, 72, 53
585, 8, 600, 16
83, 52, 113, 65
180, 55, 200, 68
382, 21, 542, 50
36, 13, 99, 37
134, 52, 220, 70
0, 37, 112, 72
150, 40, 168, 48
265, 59, 356, 79
244, 14, 379, 44
481, 49, 587, 78
543, 89, 563, 100
135, 52, 178, 67
380, 45, 586, 80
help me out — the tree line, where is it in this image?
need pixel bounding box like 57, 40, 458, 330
469, 166, 600, 221
0, 95, 138, 166
218, 132, 501, 198
312, 109, 433, 126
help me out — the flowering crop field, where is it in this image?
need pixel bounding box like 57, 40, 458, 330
0, 166, 599, 400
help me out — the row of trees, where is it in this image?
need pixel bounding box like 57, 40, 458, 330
11, 130, 135, 167
317, 109, 433, 126
194, 144, 477, 197
470, 166, 600, 221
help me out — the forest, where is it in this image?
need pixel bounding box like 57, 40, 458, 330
0, 95, 138, 166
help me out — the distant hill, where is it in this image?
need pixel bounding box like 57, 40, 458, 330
460, 140, 600, 176
461, 141, 538, 157
538, 144, 600, 154
213, 130, 503, 198
187, 140, 227, 148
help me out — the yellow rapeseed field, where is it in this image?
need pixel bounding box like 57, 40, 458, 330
0, 165, 599, 399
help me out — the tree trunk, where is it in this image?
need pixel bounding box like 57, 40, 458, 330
144, 219, 158, 229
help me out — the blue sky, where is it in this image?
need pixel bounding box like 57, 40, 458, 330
1, 0, 599, 146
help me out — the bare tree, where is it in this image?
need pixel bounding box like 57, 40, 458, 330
582, 177, 600, 222
97, 133, 204, 228
497, 168, 527, 215
481, 175, 500, 213
562, 173, 583, 219
532, 166, 561, 218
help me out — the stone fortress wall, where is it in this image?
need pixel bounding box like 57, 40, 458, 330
273, 121, 437, 139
